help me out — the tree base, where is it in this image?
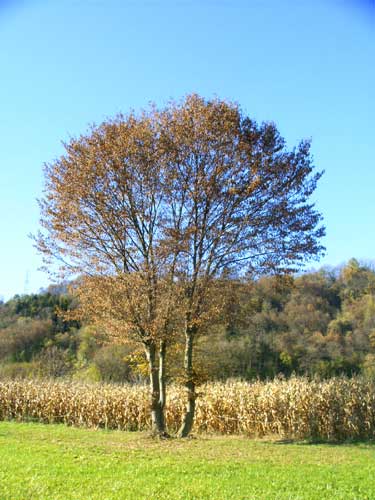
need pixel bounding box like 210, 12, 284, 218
150, 429, 171, 440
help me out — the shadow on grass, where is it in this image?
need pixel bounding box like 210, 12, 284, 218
271, 437, 375, 447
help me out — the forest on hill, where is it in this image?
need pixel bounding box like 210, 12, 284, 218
1, 258, 375, 383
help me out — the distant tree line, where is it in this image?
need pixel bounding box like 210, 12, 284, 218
1, 258, 374, 382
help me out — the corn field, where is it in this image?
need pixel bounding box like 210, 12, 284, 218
1, 377, 375, 441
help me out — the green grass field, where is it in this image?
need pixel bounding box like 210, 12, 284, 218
0, 422, 375, 500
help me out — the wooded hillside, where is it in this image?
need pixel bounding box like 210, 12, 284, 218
1, 258, 374, 382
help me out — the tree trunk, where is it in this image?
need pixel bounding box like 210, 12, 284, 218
158, 339, 167, 431
178, 327, 196, 438
145, 341, 166, 436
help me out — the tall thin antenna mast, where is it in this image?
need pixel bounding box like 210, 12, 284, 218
24, 270, 30, 295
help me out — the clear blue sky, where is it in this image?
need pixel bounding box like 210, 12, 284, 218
0, 0, 374, 300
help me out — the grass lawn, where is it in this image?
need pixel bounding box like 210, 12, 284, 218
0, 422, 375, 500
